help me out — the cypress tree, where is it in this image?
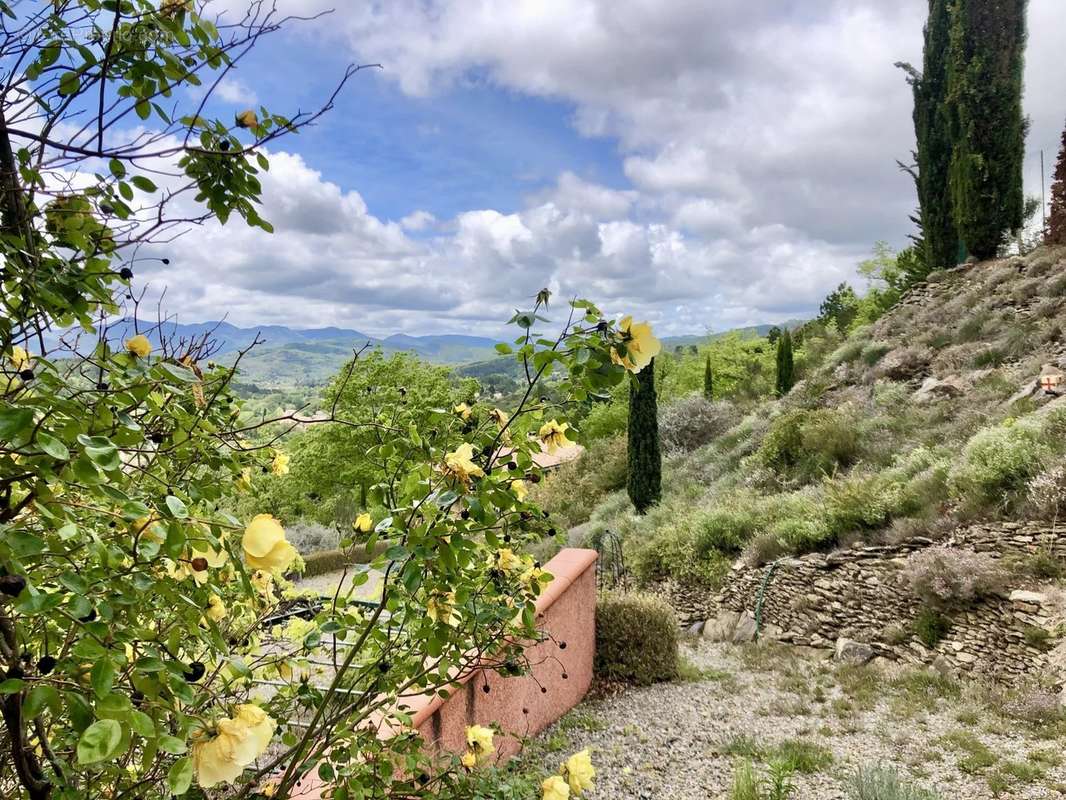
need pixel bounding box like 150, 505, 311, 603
627, 360, 661, 514
908, 0, 958, 271
947, 0, 1028, 260
703, 355, 714, 400
775, 330, 794, 398
1048, 119, 1066, 246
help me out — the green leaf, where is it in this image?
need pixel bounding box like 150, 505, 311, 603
129, 710, 155, 738
108, 159, 126, 179
130, 175, 157, 193
91, 658, 116, 698
36, 432, 70, 459
494, 343, 513, 354
135, 99, 151, 120
158, 734, 187, 755
165, 495, 188, 518
0, 678, 26, 694
77, 719, 124, 764
23, 686, 59, 718
0, 406, 33, 441
58, 71, 80, 96
168, 757, 193, 795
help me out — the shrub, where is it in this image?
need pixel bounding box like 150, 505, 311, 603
628, 521, 732, 590
913, 607, 952, 648
743, 533, 789, 566
1027, 463, 1066, 520
824, 474, 899, 539
903, 547, 1007, 610
951, 420, 1044, 510
286, 520, 341, 553
773, 739, 833, 774
595, 592, 679, 685
730, 760, 796, 800
847, 765, 941, 800
532, 434, 627, 527
757, 408, 860, 484
694, 503, 763, 555
299, 541, 392, 578
659, 395, 739, 454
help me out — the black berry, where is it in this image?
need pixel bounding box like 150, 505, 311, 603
190, 557, 208, 572
37, 656, 56, 675
183, 661, 206, 682
79, 608, 97, 623
119, 267, 133, 280
18, 369, 33, 381
0, 575, 26, 596
96, 381, 109, 392
161, 258, 171, 265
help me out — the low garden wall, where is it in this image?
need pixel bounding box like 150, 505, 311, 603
667, 522, 1065, 682
291, 548, 598, 799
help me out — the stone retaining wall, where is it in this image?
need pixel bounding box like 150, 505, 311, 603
664, 522, 1065, 682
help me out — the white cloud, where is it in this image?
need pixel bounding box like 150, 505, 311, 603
214, 76, 259, 106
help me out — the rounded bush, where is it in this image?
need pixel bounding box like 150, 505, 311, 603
595, 592, 679, 685
658, 395, 739, 454
950, 420, 1044, 509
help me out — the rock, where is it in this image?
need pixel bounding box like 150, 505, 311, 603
732, 612, 757, 644
913, 376, 965, 403
955, 651, 976, 664
1007, 379, 1041, 406
686, 620, 706, 636
1010, 590, 1049, 606
835, 637, 875, 665
702, 610, 740, 642
931, 655, 954, 677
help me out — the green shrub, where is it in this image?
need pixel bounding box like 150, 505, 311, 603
299, 542, 391, 578
824, 474, 899, 539
757, 408, 860, 484
628, 521, 731, 590
694, 504, 763, 555
903, 547, 1006, 610
581, 397, 629, 440
532, 434, 627, 527
913, 607, 952, 648
951, 420, 1044, 510
860, 343, 892, 366
773, 739, 833, 774
730, 759, 796, 800
595, 592, 679, 685
846, 765, 941, 800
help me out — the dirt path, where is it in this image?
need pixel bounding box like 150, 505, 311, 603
529, 640, 1066, 800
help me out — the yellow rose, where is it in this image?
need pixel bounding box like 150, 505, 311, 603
270, 451, 290, 476
242, 515, 297, 572
125, 334, 151, 358
160, 0, 192, 16
465, 724, 495, 763
235, 109, 258, 129
192, 704, 276, 788
443, 443, 485, 488
454, 402, 473, 420
9, 345, 30, 371
353, 512, 373, 533
427, 591, 461, 628
488, 407, 508, 427
250, 570, 277, 604
538, 420, 574, 454
562, 749, 595, 795
235, 467, 252, 492
131, 515, 166, 543
511, 479, 529, 502
542, 775, 570, 800
611, 316, 661, 374
490, 548, 522, 573
460, 750, 477, 768
205, 594, 227, 622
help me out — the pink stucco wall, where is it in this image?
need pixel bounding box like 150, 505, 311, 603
290, 548, 598, 798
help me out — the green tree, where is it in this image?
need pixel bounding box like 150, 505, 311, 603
703, 354, 714, 400
819, 283, 860, 332
775, 329, 795, 397
947, 0, 1028, 259
900, 0, 959, 271
1048, 118, 1066, 246
627, 360, 661, 513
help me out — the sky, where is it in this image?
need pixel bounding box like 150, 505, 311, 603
134, 0, 1066, 338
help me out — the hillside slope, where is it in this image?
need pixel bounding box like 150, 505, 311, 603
541, 245, 1066, 594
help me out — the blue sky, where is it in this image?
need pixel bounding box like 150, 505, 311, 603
139, 0, 1065, 337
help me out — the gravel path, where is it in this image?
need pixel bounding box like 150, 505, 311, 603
531, 640, 1066, 800
294, 565, 384, 603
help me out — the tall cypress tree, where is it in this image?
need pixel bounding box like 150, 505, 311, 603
947, 0, 1028, 260
627, 360, 661, 514
775, 330, 794, 398
703, 355, 714, 400
1047, 119, 1066, 246
910, 0, 958, 271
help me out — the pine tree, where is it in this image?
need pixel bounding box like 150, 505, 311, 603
947, 0, 1028, 260
775, 330, 794, 398
627, 360, 661, 514
1048, 119, 1066, 246
910, 0, 959, 270
703, 355, 714, 400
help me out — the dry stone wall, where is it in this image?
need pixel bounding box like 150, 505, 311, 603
664, 522, 1066, 683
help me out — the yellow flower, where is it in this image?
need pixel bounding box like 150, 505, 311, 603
125, 334, 151, 358
235, 467, 252, 492
611, 316, 661, 373
258, 779, 279, 798
454, 402, 473, 420
235, 109, 259, 129
353, 512, 373, 533
542, 775, 570, 800
488, 407, 508, 427
160, 0, 192, 16
9, 345, 30, 370
465, 724, 495, 764
131, 515, 166, 543
538, 420, 574, 454
205, 594, 227, 622
562, 749, 595, 795
460, 750, 478, 769
520, 563, 546, 588
427, 591, 461, 627
511, 479, 529, 502
270, 451, 290, 476
192, 704, 276, 788
250, 570, 277, 604
443, 443, 485, 488
277, 617, 316, 643
242, 515, 297, 572
490, 548, 522, 573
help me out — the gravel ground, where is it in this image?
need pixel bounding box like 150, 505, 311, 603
294, 565, 384, 603
531, 640, 1066, 800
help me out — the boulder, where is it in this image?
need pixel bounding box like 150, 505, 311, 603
686, 620, 706, 637
702, 610, 740, 642
834, 637, 875, 665
732, 612, 758, 644
913, 376, 965, 403
1007, 379, 1040, 406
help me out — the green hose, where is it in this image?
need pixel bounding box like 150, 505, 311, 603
753, 558, 784, 642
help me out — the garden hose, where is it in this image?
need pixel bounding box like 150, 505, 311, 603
753, 558, 785, 642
